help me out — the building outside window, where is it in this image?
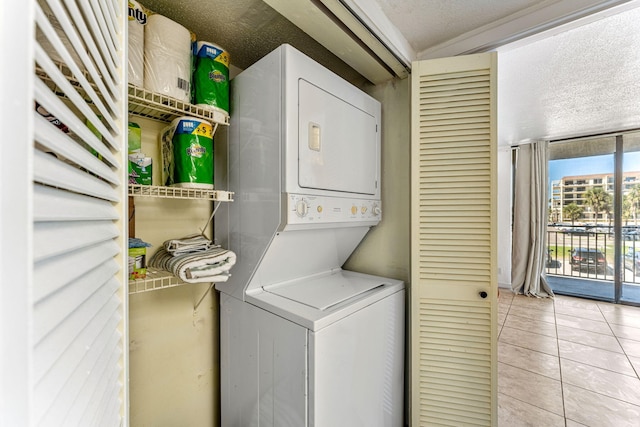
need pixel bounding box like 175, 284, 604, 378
551, 171, 640, 223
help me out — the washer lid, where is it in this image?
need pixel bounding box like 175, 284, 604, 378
264, 272, 386, 311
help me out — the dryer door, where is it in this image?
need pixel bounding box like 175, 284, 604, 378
298, 79, 378, 195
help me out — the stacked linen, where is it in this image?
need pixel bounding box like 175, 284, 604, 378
149, 235, 236, 283
164, 234, 213, 255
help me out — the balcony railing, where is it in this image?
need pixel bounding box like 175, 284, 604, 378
546, 225, 640, 283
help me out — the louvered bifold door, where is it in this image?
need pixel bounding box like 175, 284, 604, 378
410, 53, 497, 426
32, 0, 127, 426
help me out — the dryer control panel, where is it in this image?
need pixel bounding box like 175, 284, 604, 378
284, 193, 381, 228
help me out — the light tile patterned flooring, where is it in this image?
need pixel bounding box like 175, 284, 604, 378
498, 291, 640, 426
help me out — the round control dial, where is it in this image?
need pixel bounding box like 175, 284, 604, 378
295, 199, 309, 217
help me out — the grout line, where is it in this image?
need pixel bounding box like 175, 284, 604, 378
552, 297, 568, 426
497, 356, 561, 382
560, 379, 640, 411
497, 391, 567, 421
504, 294, 640, 426
598, 303, 640, 381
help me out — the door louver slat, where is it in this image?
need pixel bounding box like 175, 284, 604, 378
33, 150, 119, 202
34, 114, 120, 185
34, 221, 120, 262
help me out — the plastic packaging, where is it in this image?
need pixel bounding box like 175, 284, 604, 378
193, 41, 230, 114
144, 14, 192, 102
128, 0, 147, 87
160, 116, 214, 189
129, 153, 152, 185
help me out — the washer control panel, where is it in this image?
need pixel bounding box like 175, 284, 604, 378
286, 193, 381, 226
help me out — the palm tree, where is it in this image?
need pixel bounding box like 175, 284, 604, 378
563, 203, 583, 226
623, 195, 632, 225
583, 187, 611, 225
627, 184, 640, 226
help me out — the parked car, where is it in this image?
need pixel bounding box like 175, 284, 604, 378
563, 227, 595, 236
570, 248, 607, 273
624, 249, 640, 276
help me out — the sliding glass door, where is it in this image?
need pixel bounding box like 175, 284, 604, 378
621, 132, 640, 304
546, 131, 640, 305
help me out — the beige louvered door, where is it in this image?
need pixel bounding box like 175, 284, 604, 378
411, 53, 497, 426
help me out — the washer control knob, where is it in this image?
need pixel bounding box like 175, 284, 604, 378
372, 204, 381, 216
295, 200, 309, 217
351, 205, 358, 215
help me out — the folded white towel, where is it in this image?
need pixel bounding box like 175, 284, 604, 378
149, 246, 236, 283
163, 234, 213, 256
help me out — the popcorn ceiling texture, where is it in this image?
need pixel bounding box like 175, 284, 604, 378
376, 0, 541, 52
498, 6, 640, 145
140, 0, 370, 87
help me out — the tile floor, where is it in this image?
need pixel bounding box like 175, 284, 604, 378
498, 290, 640, 426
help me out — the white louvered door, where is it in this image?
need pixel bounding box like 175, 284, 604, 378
8, 0, 128, 425
410, 53, 497, 426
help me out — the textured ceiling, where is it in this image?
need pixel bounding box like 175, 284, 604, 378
375, 0, 542, 53
139, 0, 371, 87
139, 0, 633, 82
498, 5, 640, 145
138, 0, 639, 144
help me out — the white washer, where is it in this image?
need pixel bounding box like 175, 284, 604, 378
221, 272, 404, 426
217, 45, 405, 426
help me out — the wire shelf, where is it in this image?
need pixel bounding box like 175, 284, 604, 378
128, 268, 186, 294
127, 84, 230, 126
35, 62, 230, 127
128, 184, 234, 201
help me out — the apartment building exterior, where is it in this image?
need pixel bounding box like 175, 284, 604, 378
550, 171, 640, 224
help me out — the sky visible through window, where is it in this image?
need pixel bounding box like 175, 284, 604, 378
549, 151, 640, 183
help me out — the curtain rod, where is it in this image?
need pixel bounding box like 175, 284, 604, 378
549, 127, 640, 144
510, 127, 640, 148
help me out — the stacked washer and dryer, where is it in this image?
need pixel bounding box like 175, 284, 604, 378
216, 44, 405, 427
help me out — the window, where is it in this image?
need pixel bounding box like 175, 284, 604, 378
547, 132, 640, 304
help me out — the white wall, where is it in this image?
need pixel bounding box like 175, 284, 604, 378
496, 147, 512, 287
128, 117, 218, 426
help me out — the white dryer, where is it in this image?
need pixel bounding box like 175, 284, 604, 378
216, 44, 405, 427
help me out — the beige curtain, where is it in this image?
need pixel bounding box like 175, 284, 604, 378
511, 141, 554, 297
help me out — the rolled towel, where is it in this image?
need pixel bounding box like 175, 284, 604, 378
164, 234, 213, 256
149, 246, 236, 283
